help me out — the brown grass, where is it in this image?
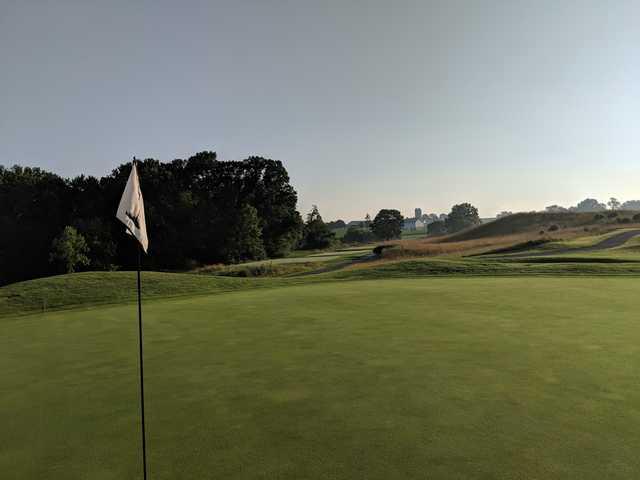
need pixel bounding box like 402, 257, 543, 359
382, 224, 634, 260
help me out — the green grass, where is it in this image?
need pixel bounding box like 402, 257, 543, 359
3, 277, 640, 479
0, 272, 270, 317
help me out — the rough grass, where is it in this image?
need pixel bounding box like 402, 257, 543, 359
3, 278, 640, 479
443, 211, 639, 242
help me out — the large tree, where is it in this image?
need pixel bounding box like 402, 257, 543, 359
445, 203, 481, 233
370, 209, 403, 240
0, 152, 304, 285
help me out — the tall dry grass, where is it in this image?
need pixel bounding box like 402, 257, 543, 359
382, 224, 635, 260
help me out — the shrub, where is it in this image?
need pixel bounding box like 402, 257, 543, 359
633, 213, 640, 222
548, 224, 559, 231
618, 217, 631, 224
607, 211, 618, 218
594, 213, 605, 220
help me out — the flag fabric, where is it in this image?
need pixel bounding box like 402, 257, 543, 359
116, 162, 149, 253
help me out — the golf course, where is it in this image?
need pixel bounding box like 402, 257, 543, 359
3, 263, 640, 479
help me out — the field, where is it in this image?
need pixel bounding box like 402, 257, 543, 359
3, 274, 640, 479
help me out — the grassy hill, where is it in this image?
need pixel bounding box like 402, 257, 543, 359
444, 211, 638, 242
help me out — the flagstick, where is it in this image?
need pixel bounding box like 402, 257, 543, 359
137, 244, 148, 480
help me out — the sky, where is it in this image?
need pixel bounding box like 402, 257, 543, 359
2, 0, 640, 220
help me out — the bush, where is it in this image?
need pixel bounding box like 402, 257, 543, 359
548, 224, 559, 232
633, 213, 640, 222
607, 211, 618, 218
618, 217, 631, 224
594, 213, 605, 221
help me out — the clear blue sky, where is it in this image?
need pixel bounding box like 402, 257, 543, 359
2, 0, 639, 220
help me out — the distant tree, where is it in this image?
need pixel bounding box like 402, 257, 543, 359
496, 211, 513, 219
326, 219, 346, 229
370, 209, 404, 240
342, 226, 376, 244
622, 200, 640, 210
445, 203, 481, 233
364, 213, 372, 228
572, 198, 606, 212
545, 205, 568, 213
608, 197, 621, 210
301, 205, 335, 249
49, 226, 90, 273
427, 220, 447, 236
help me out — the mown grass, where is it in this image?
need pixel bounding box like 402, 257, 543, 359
6, 252, 640, 317
0, 272, 270, 317
3, 278, 640, 479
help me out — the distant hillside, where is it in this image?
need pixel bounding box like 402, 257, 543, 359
443, 211, 639, 242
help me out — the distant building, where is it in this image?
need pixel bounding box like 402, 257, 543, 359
403, 218, 425, 231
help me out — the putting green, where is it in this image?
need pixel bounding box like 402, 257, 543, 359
2, 277, 640, 479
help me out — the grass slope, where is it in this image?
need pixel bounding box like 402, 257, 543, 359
0, 272, 266, 317
445, 211, 638, 242
2, 278, 640, 479
7, 250, 640, 317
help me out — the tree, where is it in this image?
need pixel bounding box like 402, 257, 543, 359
342, 226, 376, 244
427, 220, 447, 236
622, 200, 640, 210
496, 211, 513, 219
545, 205, 568, 213
301, 205, 335, 249
226, 204, 266, 262
0, 152, 304, 285
326, 219, 346, 229
608, 197, 621, 210
445, 203, 481, 233
364, 213, 372, 228
370, 209, 403, 240
49, 226, 90, 273
571, 198, 606, 212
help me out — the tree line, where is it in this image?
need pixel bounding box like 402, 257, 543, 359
0, 152, 303, 285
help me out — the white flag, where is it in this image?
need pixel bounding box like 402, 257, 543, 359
116, 162, 149, 253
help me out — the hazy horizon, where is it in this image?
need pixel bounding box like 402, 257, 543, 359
2, 0, 639, 219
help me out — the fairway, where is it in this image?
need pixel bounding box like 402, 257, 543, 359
2, 277, 640, 479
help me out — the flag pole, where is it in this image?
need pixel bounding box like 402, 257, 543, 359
135, 158, 148, 480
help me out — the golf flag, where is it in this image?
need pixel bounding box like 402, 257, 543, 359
116, 161, 149, 253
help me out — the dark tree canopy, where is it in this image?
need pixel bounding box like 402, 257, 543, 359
300, 205, 335, 249
0, 152, 303, 285
370, 209, 403, 240
445, 203, 481, 233
427, 220, 447, 236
